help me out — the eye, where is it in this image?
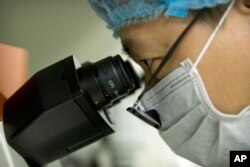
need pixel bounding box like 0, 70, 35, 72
143, 60, 149, 66
142, 59, 153, 67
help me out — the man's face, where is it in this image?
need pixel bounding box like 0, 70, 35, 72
119, 15, 212, 82
118, 7, 250, 115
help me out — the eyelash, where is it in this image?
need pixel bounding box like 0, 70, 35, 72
143, 60, 149, 66
121, 49, 150, 67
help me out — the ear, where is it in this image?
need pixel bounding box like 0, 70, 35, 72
236, 0, 250, 15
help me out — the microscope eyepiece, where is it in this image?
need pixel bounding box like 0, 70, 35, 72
77, 55, 137, 109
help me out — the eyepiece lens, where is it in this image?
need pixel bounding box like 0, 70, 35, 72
77, 55, 138, 109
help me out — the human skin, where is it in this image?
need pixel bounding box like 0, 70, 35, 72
119, 0, 250, 115
0, 93, 6, 121
0, 44, 28, 121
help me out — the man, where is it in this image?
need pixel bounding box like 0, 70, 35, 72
88, 0, 250, 166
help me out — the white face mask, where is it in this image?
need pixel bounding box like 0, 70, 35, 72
128, 1, 248, 166
140, 58, 250, 167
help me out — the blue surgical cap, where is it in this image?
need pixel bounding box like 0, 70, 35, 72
88, 0, 231, 36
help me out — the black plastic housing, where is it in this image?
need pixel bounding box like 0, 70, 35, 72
3, 56, 118, 166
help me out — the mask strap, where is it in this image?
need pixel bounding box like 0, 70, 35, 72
190, 0, 235, 74
135, 9, 205, 103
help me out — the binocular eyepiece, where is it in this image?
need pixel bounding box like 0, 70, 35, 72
3, 55, 140, 166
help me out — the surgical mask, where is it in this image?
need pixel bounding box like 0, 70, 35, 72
128, 1, 248, 167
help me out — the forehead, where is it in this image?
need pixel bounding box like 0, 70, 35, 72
119, 27, 164, 60
119, 16, 191, 60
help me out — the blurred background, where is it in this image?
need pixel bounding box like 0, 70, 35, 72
0, 0, 200, 167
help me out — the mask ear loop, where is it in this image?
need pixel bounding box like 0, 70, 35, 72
133, 9, 206, 106
190, 0, 235, 74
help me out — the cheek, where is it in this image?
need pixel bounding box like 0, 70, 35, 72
145, 57, 180, 80
143, 58, 165, 80
152, 59, 167, 79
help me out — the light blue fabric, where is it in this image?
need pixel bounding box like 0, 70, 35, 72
88, 0, 231, 34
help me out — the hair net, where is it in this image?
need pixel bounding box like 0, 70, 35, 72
88, 0, 231, 36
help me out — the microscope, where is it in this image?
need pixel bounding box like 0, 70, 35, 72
3, 55, 140, 166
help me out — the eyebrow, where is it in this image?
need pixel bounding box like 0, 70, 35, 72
121, 36, 144, 58
121, 38, 133, 56
121, 38, 152, 67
